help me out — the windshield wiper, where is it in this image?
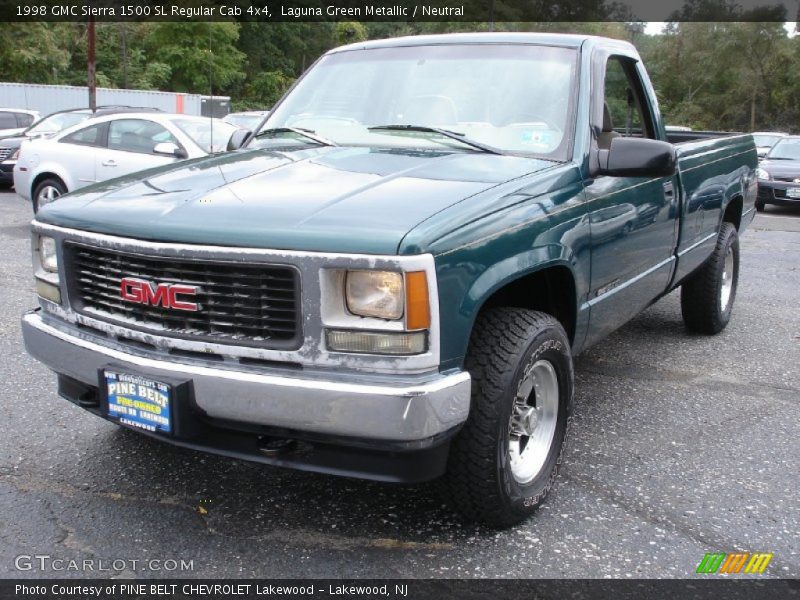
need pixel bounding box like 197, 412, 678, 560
254, 127, 337, 147
368, 125, 502, 155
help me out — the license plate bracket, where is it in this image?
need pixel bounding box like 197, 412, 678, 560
786, 187, 800, 198
104, 370, 172, 434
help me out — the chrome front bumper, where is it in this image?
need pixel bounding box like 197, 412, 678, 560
22, 311, 471, 443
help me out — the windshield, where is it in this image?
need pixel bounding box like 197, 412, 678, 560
767, 138, 800, 160
172, 118, 237, 153
28, 112, 88, 136
251, 44, 578, 158
753, 134, 783, 148
224, 114, 266, 130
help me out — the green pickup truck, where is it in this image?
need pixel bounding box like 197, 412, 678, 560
22, 33, 757, 526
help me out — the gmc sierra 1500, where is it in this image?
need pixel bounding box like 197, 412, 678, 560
22, 33, 757, 526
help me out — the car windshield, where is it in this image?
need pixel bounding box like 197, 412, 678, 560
225, 114, 265, 130
28, 112, 88, 136
171, 118, 238, 153
767, 138, 800, 160
753, 134, 783, 148
251, 44, 578, 158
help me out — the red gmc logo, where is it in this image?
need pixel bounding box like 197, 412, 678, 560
119, 278, 200, 312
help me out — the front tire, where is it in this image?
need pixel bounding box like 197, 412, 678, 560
32, 178, 66, 213
442, 308, 573, 527
680, 222, 739, 334
755, 200, 765, 212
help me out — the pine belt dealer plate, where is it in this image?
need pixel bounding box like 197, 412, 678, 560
105, 371, 172, 434
786, 187, 800, 198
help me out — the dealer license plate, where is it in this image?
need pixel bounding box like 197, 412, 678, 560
105, 371, 172, 434
786, 187, 800, 198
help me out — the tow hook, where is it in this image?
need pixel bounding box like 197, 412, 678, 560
257, 436, 298, 457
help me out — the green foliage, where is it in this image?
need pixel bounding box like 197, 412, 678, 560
334, 21, 368, 45
242, 71, 295, 109
0, 20, 798, 132
0, 23, 71, 83
146, 23, 246, 93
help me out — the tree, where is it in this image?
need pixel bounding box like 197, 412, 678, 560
145, 22, 246, 94
0, 23, 72, 83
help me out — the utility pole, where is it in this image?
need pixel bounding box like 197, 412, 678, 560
87, 18, 97, 111
120, 23, 129, 89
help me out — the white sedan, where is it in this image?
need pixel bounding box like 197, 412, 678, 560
14, 112, 238, 211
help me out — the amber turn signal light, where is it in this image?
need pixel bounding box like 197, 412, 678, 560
404, 271, 430, 331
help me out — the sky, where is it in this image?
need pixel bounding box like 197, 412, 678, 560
644, 21, 797, 35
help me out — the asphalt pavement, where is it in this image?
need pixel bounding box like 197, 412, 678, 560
0, 191, 798, 579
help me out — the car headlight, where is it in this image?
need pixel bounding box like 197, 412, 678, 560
324, 268, 432, 356
39, 235, 58, 273
756, 167, 771, 181
346, 270, 404, 320
4, 148, 19, 161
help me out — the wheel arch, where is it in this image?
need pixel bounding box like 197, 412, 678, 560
31, 171, 69, 199
458, 248, 580, 362
722, 193, 743, 230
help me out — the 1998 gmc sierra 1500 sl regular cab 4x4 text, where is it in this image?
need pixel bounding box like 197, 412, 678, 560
22, 33, 757, 526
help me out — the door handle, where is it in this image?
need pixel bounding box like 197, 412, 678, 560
101, 160, 117, 167
662, 181, 675, 200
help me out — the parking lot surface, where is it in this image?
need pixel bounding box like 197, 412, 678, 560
0, 191, 798, 579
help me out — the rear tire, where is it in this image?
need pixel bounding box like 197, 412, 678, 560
680, 222, 739, 334
32, 178, 66, 213
441, 308, 573, 527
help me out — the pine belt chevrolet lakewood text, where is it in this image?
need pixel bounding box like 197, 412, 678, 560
22, 34, 757, 526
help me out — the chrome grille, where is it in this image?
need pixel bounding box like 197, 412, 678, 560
66, 243, 300, 348
0, 148, 11, 161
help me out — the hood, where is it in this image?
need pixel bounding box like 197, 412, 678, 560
0, 134, 26, 148
760, 159, 800, 180
36, 147, 556, 254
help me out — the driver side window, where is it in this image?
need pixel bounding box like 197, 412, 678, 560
108, 119, 179, 155
599, 56, 655, 150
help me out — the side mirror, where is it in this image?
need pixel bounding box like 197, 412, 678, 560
227, 129, 252, 151
597, 137, 676, 178
153, 142, 187, 159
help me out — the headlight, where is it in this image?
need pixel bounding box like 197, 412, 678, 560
39, 236, 58, 273
7, 149, 19, 161
346, 270, 404, 320
756, 167, 771, 181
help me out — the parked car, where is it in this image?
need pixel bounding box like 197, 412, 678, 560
14, 113, 237, 211
755, 135, 800, 210
1, 106, 162, 188
223, 110, 269, 131
22, 33, 757, 526
0, 108, 40, 138
752, 131, 788, 159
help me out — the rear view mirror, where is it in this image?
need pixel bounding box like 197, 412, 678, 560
153, 142, 187, 159
597, 137, 676, 178
227, 129, 252, 151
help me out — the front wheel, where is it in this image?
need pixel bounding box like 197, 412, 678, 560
441, 308, 573, 527
680, 222, 739, 334
32, 178, 66, 213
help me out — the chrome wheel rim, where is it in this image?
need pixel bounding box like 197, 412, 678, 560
720, 245, 734, 312
508, 359, 559, 484
37, 185, 61, 208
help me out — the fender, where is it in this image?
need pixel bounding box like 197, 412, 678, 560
439, 245, 585, 369
31, 161, 76, 196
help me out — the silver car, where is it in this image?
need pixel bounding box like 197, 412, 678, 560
14, 113, 237, 212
